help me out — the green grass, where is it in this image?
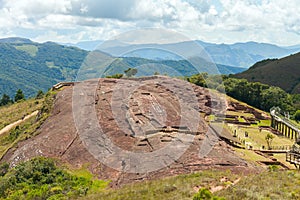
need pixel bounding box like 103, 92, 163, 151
238, 117, 246, 122
239, 127, 294, 148
216, 170, 300, 200
14, 44, 38, 57
255, 119, 271, 127
227, 124, 294, 150
234, 148, 269, 164
208, 115, 215, 121
66, 164, 109, 194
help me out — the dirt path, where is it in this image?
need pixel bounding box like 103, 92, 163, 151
0, 110, 39, 135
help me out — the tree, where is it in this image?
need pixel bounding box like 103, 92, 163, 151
265, 133, 275, 150
294, 110, 300, 122
261, 86, 292, 111
188, 73, 208, 87
124, 68, 137, 77
14, 89, 25, 102
0, 94, 12, 106
35, 90, 44, 99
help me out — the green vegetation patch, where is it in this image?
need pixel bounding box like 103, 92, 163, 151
14, 45, 38, 57
46, 61, 60, 69
255, 119, 271, 127
0, 157, 108, 200
226, 123, 294, 151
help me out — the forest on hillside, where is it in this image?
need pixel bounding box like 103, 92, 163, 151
187, 73, 300, 116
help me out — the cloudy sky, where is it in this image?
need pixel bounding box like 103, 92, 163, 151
0, 0, 299, 46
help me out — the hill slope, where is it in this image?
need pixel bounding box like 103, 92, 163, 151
0, 38, 243, 98
0, 40, 87, 97
234, 52, 300, 93
1, 76, 253, 186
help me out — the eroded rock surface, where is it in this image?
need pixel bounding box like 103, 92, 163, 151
2, 76, 255, 186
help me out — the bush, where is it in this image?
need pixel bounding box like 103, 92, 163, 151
14, 89, 25, 102
193, 188, 225, 200
0, 157, 104, 199
106, 73, 123, 79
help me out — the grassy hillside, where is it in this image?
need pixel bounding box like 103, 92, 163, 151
217, 170, 300, 199
234, 52, 300, 93
2, 157, 299, 200
80, 169, 300, 200
0, 98, 43, 130
84, 170, 238, 200
0, 91, 56, 160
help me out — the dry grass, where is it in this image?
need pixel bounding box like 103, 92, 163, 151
81, 169, 300, 200
217, 170, 300, 200
234, 148, 269, 164
83, 170, 238, 200
0, 99, 43, 130
0, 91, 56, 159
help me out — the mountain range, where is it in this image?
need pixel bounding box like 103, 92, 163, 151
65, 40, 300, 68
0, 37, 243, 98
1, 37, 300, 98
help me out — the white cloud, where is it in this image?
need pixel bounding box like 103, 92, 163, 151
0, 0, 299, 45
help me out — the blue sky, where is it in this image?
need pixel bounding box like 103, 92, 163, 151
0, 0, 299, 46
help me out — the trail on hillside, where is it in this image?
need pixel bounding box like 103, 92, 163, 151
0, 110, 39, 135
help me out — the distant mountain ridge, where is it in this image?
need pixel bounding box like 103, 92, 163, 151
0, 37, 33, 44
64, 39, 300, 68
0, 37, 243, 98
234, 52, 300, 93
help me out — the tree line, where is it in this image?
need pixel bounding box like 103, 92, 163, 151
0, 89, 44, 106
187, 73, 300, 116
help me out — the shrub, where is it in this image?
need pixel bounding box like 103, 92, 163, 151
0, 157, 105, 199
193, 188, 225, 200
